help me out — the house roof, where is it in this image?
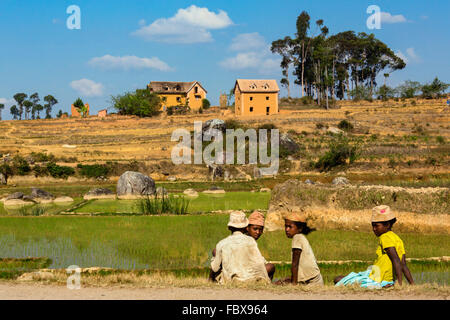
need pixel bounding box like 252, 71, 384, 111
148, 81, 207, 94
234, 79, 279, 93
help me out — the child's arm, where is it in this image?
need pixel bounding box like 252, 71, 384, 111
401, 255, 415, 285
385, 247, 403, 286
290, 248, 301, 284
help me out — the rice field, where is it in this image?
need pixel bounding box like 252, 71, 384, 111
0, 215, 448, 271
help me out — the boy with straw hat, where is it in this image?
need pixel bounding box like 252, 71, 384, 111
335, 205, 414, 288
209, 211, 270, 284
245, 210, 276, 280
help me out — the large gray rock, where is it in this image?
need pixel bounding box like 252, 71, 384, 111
202, 119, 226, 137
6, 192, 24, 200
332, 177, 350, 185
31, 188, 54, 200
116, 171, 156, 196
280, 133, 300, 154
86, 188, 114, 196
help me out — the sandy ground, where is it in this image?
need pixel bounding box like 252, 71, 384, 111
0, 282, 448, 300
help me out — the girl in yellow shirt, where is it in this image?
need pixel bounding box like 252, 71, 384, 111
335, 205, 414, 288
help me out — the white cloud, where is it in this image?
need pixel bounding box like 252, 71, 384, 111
380, 12, 407, 24
70, 79, 104, 97
89, 55, 173, 71
395, 47, 421, 64
131, 5, 233, 43
138, 19, 146, 26
0, 98, 14, 106
230, 33, 266, 52
220, 33, 280, 74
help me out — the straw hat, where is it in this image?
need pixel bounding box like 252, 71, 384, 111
248, 211, 265, 227
284, 211, 306, 223
371, 205, 396, 222
228, 211, 249, 228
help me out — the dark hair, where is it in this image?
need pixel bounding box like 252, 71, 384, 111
294, 221, 316, 235
382, 218, 397, 228
228, 226, 247, 233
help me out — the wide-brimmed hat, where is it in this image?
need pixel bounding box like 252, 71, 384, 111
248, 211, 265, 227
228, 211, 249, 228
371, 205, 396, 222
284, 211, 306, 223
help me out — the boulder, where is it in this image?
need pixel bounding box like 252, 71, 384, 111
280, 133, 300, 154
202, 119, 225, 138
84, 188, 116, 200
17, 271, 54, 281
31, 188, 54, 200
332, 177, 350, 186
167, 176, 177, 182
208, 164, 224, 181
327, 127, 344, 135
265, 211, 285, 232
3, 199, 34, 207
116, 171, 156, 197
203, 186, 225, 194
304, 179, 314, 185
253, 167, 262, 179
6, 192, 25, 200
260, 188, 271, 192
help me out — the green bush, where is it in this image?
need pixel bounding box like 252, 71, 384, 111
436, 136, 445, 144
315, 135, 361, 171
136, 194, 190, 215
112, 88, 161, 117
258, 123, 277, 130
337, 119, 354, 132
202, 98, 211, 109
46, 162, 75, 179
12, 155, 31, 176
224, 119, 242, 130
30, 152, 56, 163
77, 164, 109, 178
32, 165, 49, 177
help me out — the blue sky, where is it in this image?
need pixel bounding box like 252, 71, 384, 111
0, 0, 449, 119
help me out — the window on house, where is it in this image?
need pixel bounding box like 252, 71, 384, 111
250, 107, 254, 112
266, 96, 269, 100
175, 85, 181, 91
164, 86, 169, 91
177, 97, 181, 102
250, 97, 253, 101
195, 95, 201, 100
195, 86, 198, 94
266, 106, 270, 115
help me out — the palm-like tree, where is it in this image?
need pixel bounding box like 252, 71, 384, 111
10, 105, 19, 120
30, 92, 40, 120
23, 100, 33, 120
13, 93, 27, 120
44, 95, 58, 119
0, 103, 4, 121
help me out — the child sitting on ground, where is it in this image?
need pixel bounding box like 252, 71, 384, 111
209, 211, 270, 284
276, 211, 323, 286
245, 211, 276, 280
334, 205, 414, 288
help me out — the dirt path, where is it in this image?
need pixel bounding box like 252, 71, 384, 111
0, 282, 447, 300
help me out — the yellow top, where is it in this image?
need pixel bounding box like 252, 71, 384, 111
370, 231, 405, 282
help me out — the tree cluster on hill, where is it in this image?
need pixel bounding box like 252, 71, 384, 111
7, 92, 58, 120
111, 88, 161, 117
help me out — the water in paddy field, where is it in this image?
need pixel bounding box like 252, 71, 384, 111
0, 235, 150, 269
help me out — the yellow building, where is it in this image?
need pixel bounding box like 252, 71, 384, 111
148, 81, 207, 112
234, 79, 279, 116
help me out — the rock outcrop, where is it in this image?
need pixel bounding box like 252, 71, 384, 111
117, 171, 156, 198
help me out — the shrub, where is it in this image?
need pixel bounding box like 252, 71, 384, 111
46, 162, 75, 179
436, 136, 445, 144
166, 105, 190, 115
112, 89, 161, 117
30, 152, 56, 163
32, 165, 49, 177
77, 164, 109, 178
258, 123, 277, 130
314, 135, 361, 171
224, 119, 242, 130
12, 155, 31, 176
337, 119, 354, 132
136, 194, 190, 215
316, 122, 328, 130
202, 98, 211, 109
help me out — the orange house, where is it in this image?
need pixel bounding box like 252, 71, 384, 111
71, 103, 90, 117
148, 81, 207, 112
234, 79, 279, 116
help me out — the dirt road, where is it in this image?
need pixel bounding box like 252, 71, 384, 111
0, 282, 447, 300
